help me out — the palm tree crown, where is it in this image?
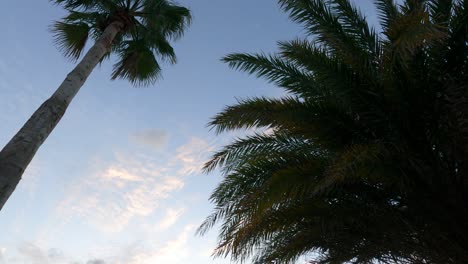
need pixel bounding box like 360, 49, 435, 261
199, 0, 468, 263
52, 0, 191, 85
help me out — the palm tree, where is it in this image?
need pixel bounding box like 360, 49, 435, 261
198, 0, 467, 263
0, 0, 191, 210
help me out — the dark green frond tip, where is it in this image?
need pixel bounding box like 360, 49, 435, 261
374, 0, 400, 32
51, 21, 90, 60
147, 33, 177, 64
141, 2, 192, 40
160, 5, 192, 40
222, 53, 313, 90
111, 40, 162, 86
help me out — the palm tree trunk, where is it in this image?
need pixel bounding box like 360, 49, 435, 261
0, 21, 123, 211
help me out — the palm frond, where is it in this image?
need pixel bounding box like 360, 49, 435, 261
62, 10, 104, 24
332, 0, 380, 56
223, 53, 318, 97
51, 21, 90, 60
313, 143, 395, 195
277, 39, 354, 97
375, 0, 400, 33
278, 0, 341, 43
428, 0, 454, 24
142, 31, 177, 63
445, 0, 468, 78
207, 96, 320, 134
111, 39, 161, 86
383, 6, 446, 68
279, 0, 372, 71
139, 1, 192, 40
203, 132, 318, 173
252, 225, 323, 264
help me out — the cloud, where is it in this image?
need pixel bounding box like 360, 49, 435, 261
154, 208, 186, 231
68, 225, 196, 264
17, 242, 48, 264
101, 167, 143, 182
58, 170, 184, 232
148, 225, 195, 262
130, 129, 169, 150
0, 248, 6, 264
47, 248, 65, 262
8, 225, 222, 264
86, 260, 106, 264
174, 137, 215, 175
7, 243, 81, 264
111, 224, 196, 264
55, 137, 212, 233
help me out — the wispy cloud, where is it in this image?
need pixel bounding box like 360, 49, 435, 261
154, 208, 186, 231
112, 224, 196, 264
6, 227, 227, 264
65, 224, 198, 264
55, 137, 212, 233
47, 248, 65, 263
174, 137, 215, 175
101, 167, 143, 182
146, 224, 196, 263
57, 166, 184, 232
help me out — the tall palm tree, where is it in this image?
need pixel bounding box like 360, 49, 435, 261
199, 0, 467, 263
0, 0, 191, 210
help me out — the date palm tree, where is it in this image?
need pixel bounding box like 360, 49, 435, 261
0, 0, 191, 210
199, 0, 467, 263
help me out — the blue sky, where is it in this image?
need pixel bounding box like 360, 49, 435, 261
0, 0, 377, 263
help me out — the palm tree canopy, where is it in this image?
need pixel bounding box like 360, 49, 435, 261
200, 0, 468, 263
51, 0, 191, 85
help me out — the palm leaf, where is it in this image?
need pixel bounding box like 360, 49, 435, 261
223, 53, 317, 97
139, 1, 192, 40
383, 6, 446, 69
203, 132, 318, 173
51, 21, 90, 60
207, 96, 317, 134
332, 0, 380, 56
111, 39, 161, 86
428, 0, 454, 24
374, 0, 400, 33
277, 39, 354, 97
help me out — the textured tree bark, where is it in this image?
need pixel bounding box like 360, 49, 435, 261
0, 21, 122, 211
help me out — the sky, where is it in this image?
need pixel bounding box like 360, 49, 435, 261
0, 0, 378, 263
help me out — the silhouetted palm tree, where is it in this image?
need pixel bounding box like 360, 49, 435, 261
0, 0, 191, 210
199, 0, 467, 263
